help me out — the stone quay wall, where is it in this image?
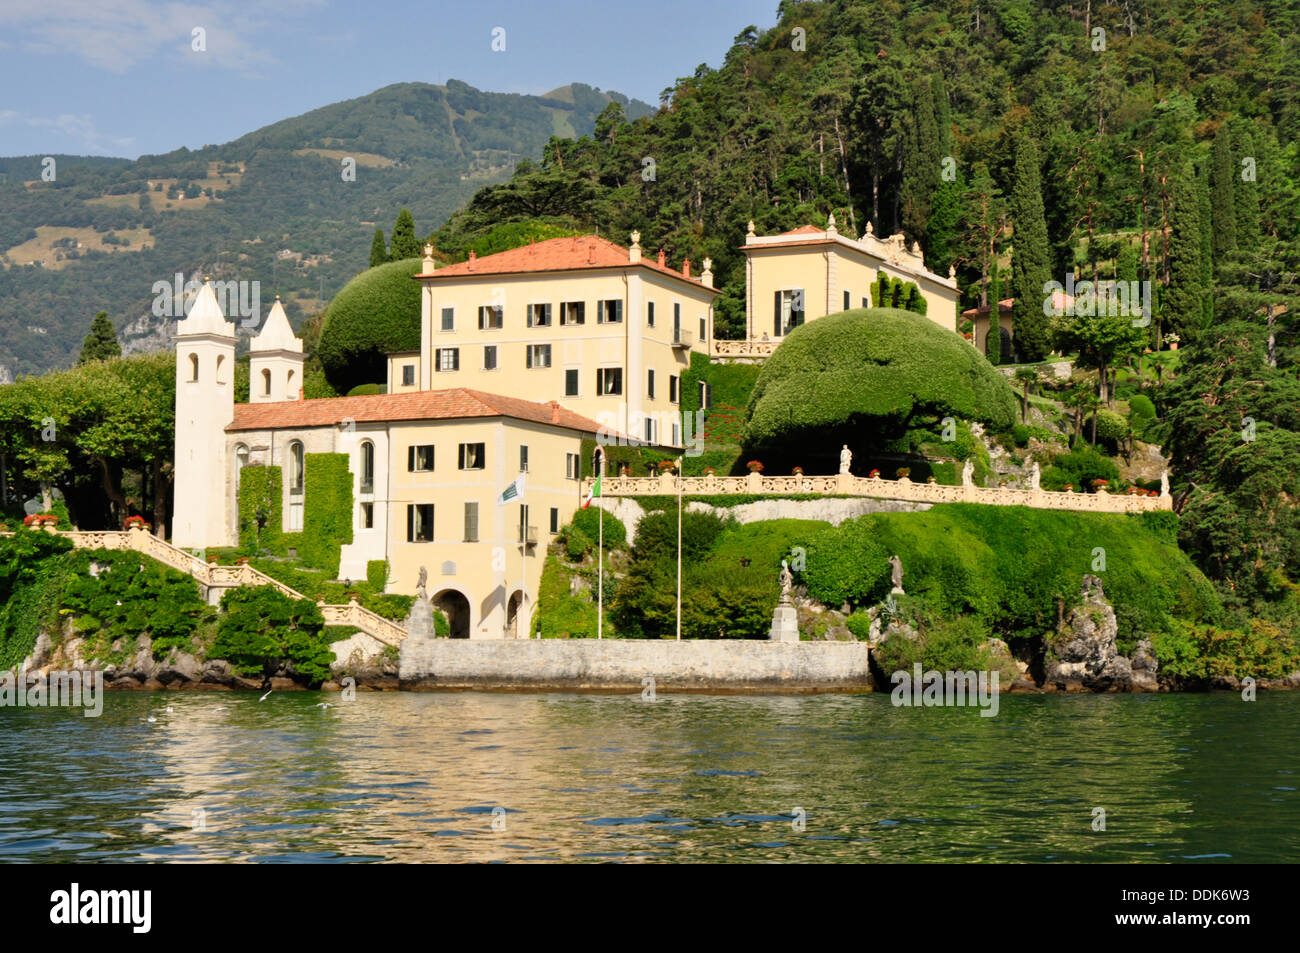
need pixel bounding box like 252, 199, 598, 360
399, 639, 872, 693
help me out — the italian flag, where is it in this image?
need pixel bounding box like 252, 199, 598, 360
582, 471, 601, 509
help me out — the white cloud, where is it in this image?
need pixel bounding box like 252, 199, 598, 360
0, 0, 325, 74
0, 109, 135, 155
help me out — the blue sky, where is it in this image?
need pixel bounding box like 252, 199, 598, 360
0, 0, 778, 159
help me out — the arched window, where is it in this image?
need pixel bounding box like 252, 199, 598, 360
262, 368, 272, 396
188, 353, 199, 382
234, 444, 249, 490
289, 440, 304, 492
287, 368, 296, 395
216, 353, 228, 385
360, 440, 375, 493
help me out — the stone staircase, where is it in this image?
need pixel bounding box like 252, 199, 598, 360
5, 527, 407, 647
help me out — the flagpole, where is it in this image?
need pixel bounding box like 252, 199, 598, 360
676, 455, 682, 641
597, 447, 603, 641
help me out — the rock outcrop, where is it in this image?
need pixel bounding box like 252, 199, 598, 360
1045, 575, 1156, 692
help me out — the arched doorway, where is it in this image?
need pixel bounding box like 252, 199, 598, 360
433, 588, 471, 639
506, 589, 526, 639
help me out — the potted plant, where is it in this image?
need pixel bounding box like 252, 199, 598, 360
1062, 484, 1075, 493
1166, 334, 1180, 351
746, 460, 765, 473
1092, 478, 1110, 491
619, 465, 629, 477
22, 514, 39, 528
792, 466, 804, 476
926, 475, 937, 484
702, 466, 716, 476
124, 514, 148, 530
657, 460, 676, 472
895, 467, 910, 479
868, 469, 881, 479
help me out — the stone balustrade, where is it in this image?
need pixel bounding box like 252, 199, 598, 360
585, 470, 1171, 514
9, 526, 408, 645
709, 339, 780, 360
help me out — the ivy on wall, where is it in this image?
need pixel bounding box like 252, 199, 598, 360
237, 464, 283, 555
300, 452, 354, 576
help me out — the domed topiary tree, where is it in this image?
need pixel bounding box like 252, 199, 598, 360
316, 258, 422, 393
744, 308, 1017, 448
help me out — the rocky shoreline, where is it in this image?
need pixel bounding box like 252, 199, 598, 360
16, 576, 1299, 694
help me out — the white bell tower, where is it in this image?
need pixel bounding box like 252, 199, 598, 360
249, 296, 304, 402
172, 278, 236, 549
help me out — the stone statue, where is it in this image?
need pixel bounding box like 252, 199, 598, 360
1161, 469, 1170, 497
779, 560, 793, 605
888, 554, 904, 594
839, 444, 852, 474
961, 459, 974, 487
416, 565, 428, 600
1029, 460, 1041, 491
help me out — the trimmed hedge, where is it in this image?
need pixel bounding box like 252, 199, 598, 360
316, 258, 422, 392
745, 308, 1017, 447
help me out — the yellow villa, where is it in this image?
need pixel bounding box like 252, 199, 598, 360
713, 216, 960, 360
170, 223, 966, 639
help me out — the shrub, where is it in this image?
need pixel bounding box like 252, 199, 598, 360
237, 464, 283, 554
346, 383, 383, 396
565, 526, 593, 561
1011, 424, 1031, 447
632, 509, 727, 563
800, 523, 890, 608
366, 560, 389, 591
300, 453, 354, 575
1053, 443, 1120, 489
1094, 408, 1129, 444
570, 506, 626, 550
212, 585, 335, 684
845, 611, 873, 640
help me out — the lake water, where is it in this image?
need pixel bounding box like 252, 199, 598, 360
2, 691, 1296, 862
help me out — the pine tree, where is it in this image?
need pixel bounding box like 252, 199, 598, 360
1210, 125, 1237, 265
78, 311, 120, 364
389, 209, 420, 260
1166, 160, 1206, 339
369, 228, 389, 267
1010, 135, 1051, 362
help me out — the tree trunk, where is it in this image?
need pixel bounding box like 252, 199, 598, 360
94, 455, 128, 525
833, 115, 856, 235
152, 457, 169, 540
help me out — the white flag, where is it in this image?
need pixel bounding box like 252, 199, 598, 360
498, 473, 526, 505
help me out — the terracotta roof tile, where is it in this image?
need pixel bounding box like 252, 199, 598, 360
228, 387, 609, 436
418, 234, 715, 292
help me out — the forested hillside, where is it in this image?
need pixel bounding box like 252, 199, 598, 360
0, 81, 651, 377
431, 0, 1300, 343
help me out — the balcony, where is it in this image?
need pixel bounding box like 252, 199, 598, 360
518, 525, 539, 546
672, 329, 695, 349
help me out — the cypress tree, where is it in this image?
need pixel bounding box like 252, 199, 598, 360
1196, 158, 1214, 326
1234, 128, 1261, 255
78, 311, 120, 364
901, 78, 941, 247
1166, 160, 1206, 339
1010, 135, 1051, 362
389, 208, 420, 260
369, 228, 389, 267
987, 260, 1002, 365
1210, 126, 1237, 265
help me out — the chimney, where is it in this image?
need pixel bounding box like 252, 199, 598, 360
682, 258, 690, 279
588, 244, 596, 265
657, 248, 666, 268
467, 250, 476, 272
529, 237, 536, 254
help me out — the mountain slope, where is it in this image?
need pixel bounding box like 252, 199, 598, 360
0, 81, 652, 378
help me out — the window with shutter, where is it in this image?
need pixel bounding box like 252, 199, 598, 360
464, 501, 479, 542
